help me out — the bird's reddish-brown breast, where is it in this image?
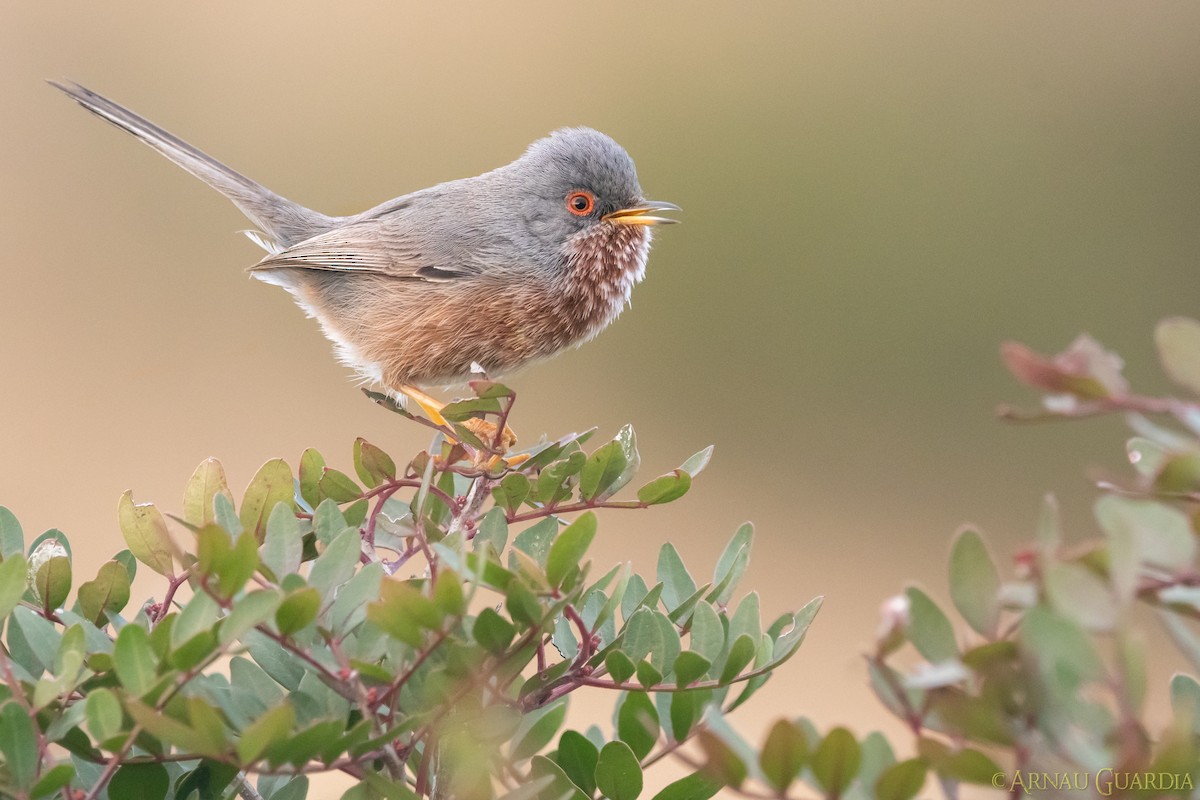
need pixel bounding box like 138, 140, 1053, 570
321, 222, 653, 388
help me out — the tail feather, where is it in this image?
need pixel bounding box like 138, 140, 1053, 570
49, 80, 337, 248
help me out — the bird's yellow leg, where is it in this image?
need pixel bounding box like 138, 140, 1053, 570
396, 384, 521, 456
396, 384, 449, 427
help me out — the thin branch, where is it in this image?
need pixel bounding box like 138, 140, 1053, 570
997, 391, 1191, 424
506, 499, 647, 524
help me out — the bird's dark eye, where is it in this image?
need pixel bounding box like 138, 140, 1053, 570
566, 190, 596, 216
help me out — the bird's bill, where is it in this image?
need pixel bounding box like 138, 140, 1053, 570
602, 201, 681, 226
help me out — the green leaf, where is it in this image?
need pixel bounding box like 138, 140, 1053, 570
695, 730, 747, 788
948, 527, 1000, 637
534, 451, 587, 506
441, 394, 503, 421
30, 763, 75, 800
1171, 673, 1200, 734
308, 526, 362, 602
118, 491, 174, 576
0, 506, 23, 559
318, 467, 363, 503
709, 523, 752, 606
1019, 606, 1104, 695
673, 651, 711, 688
595, 740, 643, 800
937, 749, 1003, 784
512, 518, 558, 570
1095, 495, 1196, 572
530, 756, 588, 800
183, 457, 232, 528
637, 470, 691, 505
474, 607, 516, 653
262, 718, 347, 768
276, 588, 321, 636
605, 650, 636, 684
768, 596, 823, 667
33, 554, 71, 613
511, 701, 567, 761
298, 448, 327, 510
187, 696, 232, 755
580, 438, 628, 501
679, 446, 714, 478
241, 458, 295, 543
720, 635, 757, 684
729, 593, 761, 645
592, 566, 629, 637
648, 772, 722, 800
688, 603, 723, 668
77, 560, 132, 625
506, 581, 544, 628
649, 610, 682, 676
225, 590, 281, 644
171, 588, 219, 651
0, 701, 38, 790
109, 762, 170, 800
124, 698, 202, 754
904, 587, 957, 663
617, 691, 659, 759
555, 730, 599, 796
476, 507, 510, 555
636, 660, 663, 688
1044, 563, 1117, 631
9, 606, 60, 676
759, 719, 807, 792
433, 569, 466, 616
657, 543, 697, 613
621, 574, 650, 624
546, 512, 596, 587
28, 528, 71, 561
517, 430, 596, 474
214, 492, 243, 537
607, 425, 641, 501
493, 473, 531, 514
1156, 316, 1200, 395
367, 581, 432, 647
237, 702, 295, 764
114, 623, 157, 697
85, 687, 123, 744
622, 608, 662, 665
811, 727, 861, 796
353, 438, 396, 489
669, 689, 710, 740
0, 553, 28, 620
261, 502, 303, 581
1153, 452, 1200, 494
875, 758, 927, 800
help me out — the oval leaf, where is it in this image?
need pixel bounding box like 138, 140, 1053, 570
595, 740, 643, 800
118, 492, 174, 577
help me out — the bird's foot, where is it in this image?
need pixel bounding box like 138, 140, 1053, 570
461, 417, 518, 451
396, 383, 524, 466
461, 419, 529, 471
395, 384, 449, 427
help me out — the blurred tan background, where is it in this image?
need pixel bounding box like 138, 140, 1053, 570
3, 1, 1200, 794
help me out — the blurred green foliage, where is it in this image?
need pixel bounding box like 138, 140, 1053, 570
4, 318, 1200, 799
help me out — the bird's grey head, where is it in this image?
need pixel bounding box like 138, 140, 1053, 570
517, 127, 644, 222
487, 128, 679, 273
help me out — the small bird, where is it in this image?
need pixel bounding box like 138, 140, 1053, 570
50, 81, 678, 439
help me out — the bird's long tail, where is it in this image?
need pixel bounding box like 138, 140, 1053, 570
49, 80, 337, 248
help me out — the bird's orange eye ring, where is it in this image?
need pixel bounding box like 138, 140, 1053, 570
566, 190, 596, 216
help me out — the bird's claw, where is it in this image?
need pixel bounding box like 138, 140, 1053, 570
461, 418, 518, 451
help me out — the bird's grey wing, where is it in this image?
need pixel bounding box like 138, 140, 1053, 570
247, 220, 476, 281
